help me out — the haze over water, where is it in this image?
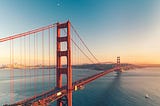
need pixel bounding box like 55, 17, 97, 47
0, 68, 160, 106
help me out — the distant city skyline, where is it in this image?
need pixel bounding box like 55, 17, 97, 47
0, 0, 160, 64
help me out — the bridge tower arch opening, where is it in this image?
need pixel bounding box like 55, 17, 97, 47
56, 21, 72, 106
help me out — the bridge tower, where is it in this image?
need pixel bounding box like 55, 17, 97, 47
56, 21, 72, 106
117, 56, 120, 68
117, 56, 122, 72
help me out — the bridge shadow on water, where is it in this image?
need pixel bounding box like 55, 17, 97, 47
93, 72, 125, 106
72, 72, 127, 106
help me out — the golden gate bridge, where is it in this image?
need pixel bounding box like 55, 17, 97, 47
0, 21, 132, 106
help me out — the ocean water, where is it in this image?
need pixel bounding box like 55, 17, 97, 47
0, 68, 160, 106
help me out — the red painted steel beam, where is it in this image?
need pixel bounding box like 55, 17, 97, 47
57, 22, 68, 29
74, 67, 118, 87
56, 21, 72, 106
0, 24, 56, 42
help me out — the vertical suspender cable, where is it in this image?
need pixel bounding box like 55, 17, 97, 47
20, 38, 23, 99
73, 33, 76, 65
34, 33, 36, 96
24, 36, 26, 99
36, 33, 38, 91
71, 39, 95, 64
10, 40, 11, 103
48, 28, 51, 88
71, 24, 100, 63
71, 30, 73, 69
10, 39, 14, 103
42, 30, 44, 91
54, 27, 56, 87
75, 33, 77, 65
12, 39, 14, 103
29, 35, 31, 88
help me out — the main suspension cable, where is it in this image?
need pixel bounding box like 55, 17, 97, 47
71, 23, 100, 63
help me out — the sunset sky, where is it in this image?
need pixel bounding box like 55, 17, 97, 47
0, 0, 160, 64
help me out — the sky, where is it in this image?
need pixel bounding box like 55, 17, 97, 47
0, 0, 160, 64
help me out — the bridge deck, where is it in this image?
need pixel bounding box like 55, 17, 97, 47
5, 67, 119, 106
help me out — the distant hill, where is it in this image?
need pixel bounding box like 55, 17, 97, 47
138, 64, 160, 67
72, 63, 138, 71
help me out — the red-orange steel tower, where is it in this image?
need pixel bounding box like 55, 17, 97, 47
117, 56, 120, 67
56, 21, 72, 106
117, 56, 121, 72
